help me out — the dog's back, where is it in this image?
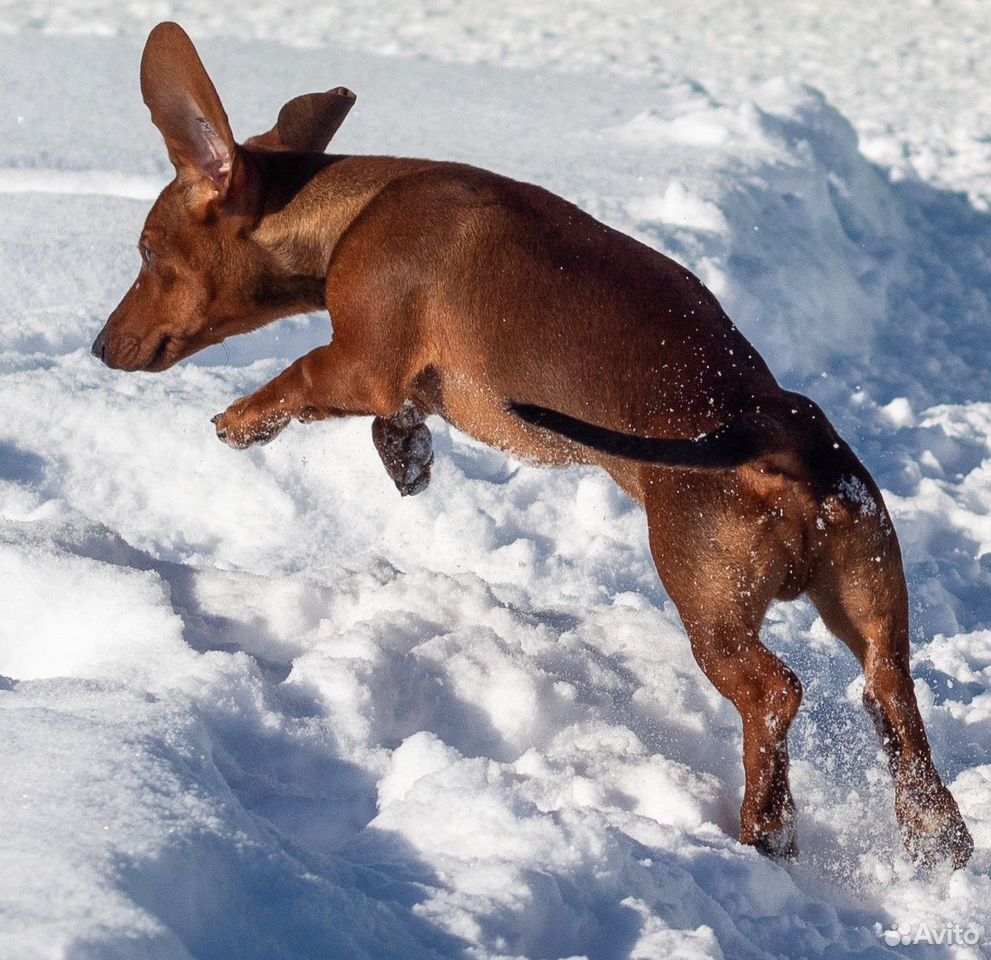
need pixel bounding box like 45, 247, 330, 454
307, 158, 785, 480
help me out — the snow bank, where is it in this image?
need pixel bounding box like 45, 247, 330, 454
1, 13, 989, 960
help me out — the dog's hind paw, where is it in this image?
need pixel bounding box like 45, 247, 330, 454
899, 787, 974, 871
742, 808, 799, 862
753, 822, 799, 861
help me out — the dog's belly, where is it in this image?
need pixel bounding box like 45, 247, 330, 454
412, 367, 645, 499
431, 373, 577, 466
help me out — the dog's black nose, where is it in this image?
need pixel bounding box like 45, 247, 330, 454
91, 330, 107, 362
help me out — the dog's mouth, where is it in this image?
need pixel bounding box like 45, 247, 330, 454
142, 334, 178, 372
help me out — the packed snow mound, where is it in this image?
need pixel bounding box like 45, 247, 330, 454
1, 22, 990, 960
604, 80, 990, 399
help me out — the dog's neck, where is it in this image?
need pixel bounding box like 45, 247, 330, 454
249, 152, 435, 313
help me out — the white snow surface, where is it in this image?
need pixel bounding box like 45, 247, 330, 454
1, 5, 990, 959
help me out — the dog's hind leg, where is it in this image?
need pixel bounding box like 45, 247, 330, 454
644, 474, 803, 859
371, 402, 434, 496
807, 479, 973, 869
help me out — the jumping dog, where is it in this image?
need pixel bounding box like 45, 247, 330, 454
92, 22, 973, 868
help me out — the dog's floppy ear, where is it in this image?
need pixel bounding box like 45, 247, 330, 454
140, 22, 237, 196
244, 89, 356, 153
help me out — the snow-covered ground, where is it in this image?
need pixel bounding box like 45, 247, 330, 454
1, 4, 989, 958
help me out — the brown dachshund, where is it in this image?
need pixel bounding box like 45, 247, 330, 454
93, 22, 972, 868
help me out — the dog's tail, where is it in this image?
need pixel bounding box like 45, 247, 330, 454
509, 401, 786, 469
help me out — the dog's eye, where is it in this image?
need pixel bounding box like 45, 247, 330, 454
139, 243, 155, 267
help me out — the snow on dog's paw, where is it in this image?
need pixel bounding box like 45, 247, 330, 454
901, 801, 974, 872
398, 453, 433, 496
212, 402, 290, 449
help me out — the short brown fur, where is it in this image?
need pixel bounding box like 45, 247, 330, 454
93, 22, 972, 868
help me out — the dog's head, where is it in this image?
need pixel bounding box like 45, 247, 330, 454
92, 22, 354, 371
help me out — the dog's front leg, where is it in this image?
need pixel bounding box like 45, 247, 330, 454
212, 342, 399, 449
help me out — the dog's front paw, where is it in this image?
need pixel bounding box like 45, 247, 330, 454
212, 398, 291, 449
371, 408, 434, 496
